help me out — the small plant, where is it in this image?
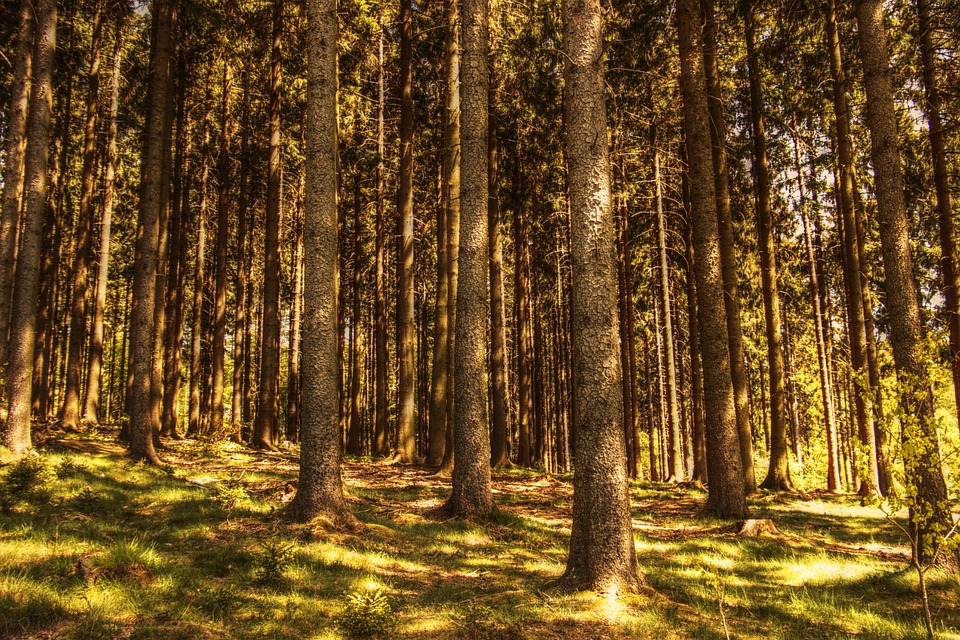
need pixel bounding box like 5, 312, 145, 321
0, 456, 52, 511
214, 481, 248, 511
253, 538, 295, 584
336, 589, 394, 639
55, 457, 85, 479
456, 604, 526, 640
196, 585, 240, 621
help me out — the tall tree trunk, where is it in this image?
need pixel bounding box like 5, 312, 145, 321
188, 95, 212, 437
916, 0, 959, 430
254, 0, 284, 451
684, 196, 708, 484
211, 59, 232, 435
515, 196, 533, 467
447, 0, 493, 519
3, 0, 56, 454
374, 18, 389, 457
287, 0, 354, 525
60, 0, 104, 431
396, 0, 417, 463
347, 174, 363, 455
128, 0, 174, 464
701, 0, 755, 494
826, 0, 880, 498
677, 0, 748, 519
84, 15, 124, 425
560, 0, 641, 592
286, 172, 304, 442
746, 6, 791, 492
855, 0, 951, 564
0, 0, 34, 372
232, 65, 251, 441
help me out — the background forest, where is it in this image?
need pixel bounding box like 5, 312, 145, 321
2, 0, 960, 636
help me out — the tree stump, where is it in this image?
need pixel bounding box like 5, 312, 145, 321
733, 519, 780, 537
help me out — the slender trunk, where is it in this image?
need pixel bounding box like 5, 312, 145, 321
515, 199, 533, 467
0, 0, 34, 372
188, 105, 212, 437
677, 0, 748, 518
254, 0, 284, 451
84, 17, 124, 425
232, 65, 250, 440
286, 171, 304, 442
685, 199, 708, 484
211, 59, 232, 435
396, 0, 417, 463
374, 20, 389, 456
3, 0, 56, 454
702, 0, 755, 494
347, 174, 363, 455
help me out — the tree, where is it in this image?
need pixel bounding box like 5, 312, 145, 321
129, 0, 175, 464
211, 58, 233, 436
447, 0, 494, 519
3, 0, 56, 455
677, 0, 748, 520
559, 0, 641, 593
286, 0, 354, 524
855, 0, 951, 564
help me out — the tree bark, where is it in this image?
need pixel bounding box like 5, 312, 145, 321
211, 59, 233, 436
677, 0, 748, 519
232, 65, 251, 440
3, 0, 55, 454
560, 0, 641, 593
254, 0, 284, 451
855, 0, 951, 564
286, 0, 354, 525
188, 98, 211, 437
374, 19, 389, 457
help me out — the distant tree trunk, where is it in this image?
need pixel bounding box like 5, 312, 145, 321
855, 0, 952, 564
0, 0, 34, 372
654, 151, 684, 482
396, 0, 417, 463
677, 0, 748, 519
374, 20, 389, 457
188, 106, 211, 438
84, 16, 124, 425
916, 0, 959, 430
701, 0, 755, 494
254, 0, 283, 451
211, 59, 232, 436
129, 0, 174, 464
286, 174, 304, 443
3, 0, 55, 454
60, 0, 104, 431
684, 195, 708, 484
347, 174, 363, 455
560, 0, 641, 592
616, 200, 636, 477
745, 6, 791, 492
447, 0, 493, 519
488, 59, 509, 469
826, 0, 880, 497
232, 65, 251, 441
286, 0, 354, 525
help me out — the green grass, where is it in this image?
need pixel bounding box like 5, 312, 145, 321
0, 436, 957, 639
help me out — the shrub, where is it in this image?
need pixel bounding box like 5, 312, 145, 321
336, 589, 394, 639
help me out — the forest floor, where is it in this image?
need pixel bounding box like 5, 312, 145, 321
1, 427, 959, 639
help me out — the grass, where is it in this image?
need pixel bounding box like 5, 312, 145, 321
0, 431, 957, 639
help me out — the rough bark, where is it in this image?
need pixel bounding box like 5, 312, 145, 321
855, 0, 951, 564
211, 59, 232, 436
701, 0, 755, 494
0, 0, 34, 374
3, 0, 55, 454
286, 0, 354, 525
396, 0, 417, 463
374, 20, 389, 457
677, 0, 748, 519
254, 0, 284, 451
559, 0, 642, 594
447, 0, 494, 519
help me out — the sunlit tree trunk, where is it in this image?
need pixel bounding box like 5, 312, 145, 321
211, 59, 232, 435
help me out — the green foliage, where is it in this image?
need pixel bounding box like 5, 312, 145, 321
0, 456, 52, 512
253, 538, 296, 584
195, 585, 240, 621
213, 480, 249, 511
336, 589, 394, 639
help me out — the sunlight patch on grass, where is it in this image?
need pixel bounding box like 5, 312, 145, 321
774, 552, 881, 587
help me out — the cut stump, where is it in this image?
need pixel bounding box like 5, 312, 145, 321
733, 519, 780, 537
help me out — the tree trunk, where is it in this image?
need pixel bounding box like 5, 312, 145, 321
286, 170, 304, 443
2, 0, 55, 454
677, 0, 748, 519
254, 0, 284, 451
745, 7, 792, 492
396, 0, 417, 463
560, 0, 642, 593
232, 65, 251, 441
188, 99, 211, 438
0, 0, 34, 373
347, 174, 363, 455
128, 0, 174, 464
447, 0, 493, 519
286, 0, 354, 525
374, 19, 389, 457
701, 0, 755, 494
684, 196, 708, 484
855, 0, 951, 564
84, 15, 124, 425
211, 59, 233, 436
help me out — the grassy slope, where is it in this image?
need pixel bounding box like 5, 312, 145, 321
0, 430, 957, 640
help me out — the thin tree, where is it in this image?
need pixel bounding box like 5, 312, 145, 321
211, 58, 233, 436
447, 0, 494, 519
374, 16, 389, 457
677, 0, 748, 519
559, 0, 642, 593
286, 0, 354, 525
3, 0, 56, 454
